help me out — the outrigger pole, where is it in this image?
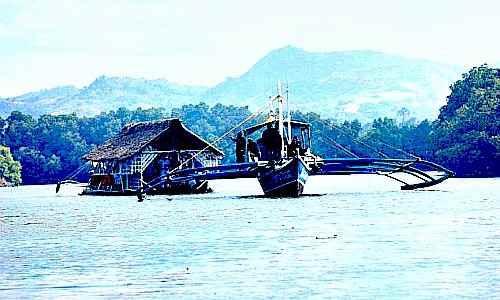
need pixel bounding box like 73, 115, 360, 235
55, 161, 91, 193
313, 157, 454, 190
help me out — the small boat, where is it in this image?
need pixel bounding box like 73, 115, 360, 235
237, 112, 316, 197
257, 156, 309, 197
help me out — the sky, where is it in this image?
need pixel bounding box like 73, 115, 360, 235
0, 0, 499, 97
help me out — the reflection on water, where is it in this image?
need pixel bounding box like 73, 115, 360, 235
0, 176, 499, 299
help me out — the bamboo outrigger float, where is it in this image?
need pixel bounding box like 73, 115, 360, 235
61, 83, 453, 198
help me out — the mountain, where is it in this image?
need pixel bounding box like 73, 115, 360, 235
0, 86, 80, 116
0, 47, 465, 120
203, 46, 464, 121
0, 76, 208, 116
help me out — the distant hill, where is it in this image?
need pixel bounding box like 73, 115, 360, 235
203, 46, 464, 121
0, 76, 208, 116
0, 86, 80, 116
0, 47, 464, 120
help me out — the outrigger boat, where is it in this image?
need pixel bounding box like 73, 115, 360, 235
137, 84, 454, 198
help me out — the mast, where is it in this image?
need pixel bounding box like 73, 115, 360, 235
286, 82, 292, 144
277, 81, 285, 157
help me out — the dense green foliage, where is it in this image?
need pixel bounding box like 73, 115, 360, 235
0, 108, 168, 184
0, 105, 258, 184
431, 65, 500, 176
0, 65, 497, 184
0, 146, 22, 185
0, 105, 438, 184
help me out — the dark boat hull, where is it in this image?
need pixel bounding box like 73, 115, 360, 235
80, 189, 138, 196
81, 179, 211, 196
148, 180, 212, 195
257, 157, 309, 197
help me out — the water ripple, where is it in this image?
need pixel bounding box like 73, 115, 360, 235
0, 177, 499, 299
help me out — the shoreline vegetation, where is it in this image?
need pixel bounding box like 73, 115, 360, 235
0, 65, 498, 186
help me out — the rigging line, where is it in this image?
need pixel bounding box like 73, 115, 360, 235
168, 100, 270, 174
317, 120, 390, 158
65, 161, 90, 180
323, 118, 419, 159
302, 112, 417, 159
364, 135, 420, 159
322, 135, 359, 158
288, 110, 389, 158
233, 86, 276, 109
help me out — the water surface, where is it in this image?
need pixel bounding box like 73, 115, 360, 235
1, 176, 498, 299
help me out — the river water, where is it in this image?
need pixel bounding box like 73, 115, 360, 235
0, 176, 498, 299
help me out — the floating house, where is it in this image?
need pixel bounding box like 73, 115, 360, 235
82, 119, 223, 195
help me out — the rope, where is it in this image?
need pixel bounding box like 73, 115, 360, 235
64, 161, 90, 180
364, 135, 420, 159
315, 120, 390, 158
168, 100, 270, 174
311, 117, 419, 159
322, 135, 359, 158
231, 86, 276, 110
294, 109, 417, 159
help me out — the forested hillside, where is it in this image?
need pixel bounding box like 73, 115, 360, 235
0, 65, 497, 184
431, 65, 500, 176
0, 105, 423, 184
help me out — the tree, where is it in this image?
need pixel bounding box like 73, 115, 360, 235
431, 65, 500, 176
397, 107, 410, 125
0, 146, 22, 185
4, 111, 36, 150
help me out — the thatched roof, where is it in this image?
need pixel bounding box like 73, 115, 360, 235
83, 118, 223, 161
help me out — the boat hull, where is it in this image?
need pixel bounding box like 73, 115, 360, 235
148, 180, 212, 195
80, 189, 138, 196
257, 157, 309, 197
81, 178, 212, 196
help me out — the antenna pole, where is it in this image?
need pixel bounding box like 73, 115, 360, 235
286, 82, 291, 145
277, 81, 285, 157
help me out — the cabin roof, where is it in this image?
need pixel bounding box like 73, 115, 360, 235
83, 118, 224, 161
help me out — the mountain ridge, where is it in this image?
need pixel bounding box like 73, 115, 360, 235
0, 47, 465, 121
0, 75, 209, 116
203, 46, 464, 121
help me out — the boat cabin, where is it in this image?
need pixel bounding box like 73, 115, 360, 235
82, 118, 223, 195
237, 120, 312, 162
